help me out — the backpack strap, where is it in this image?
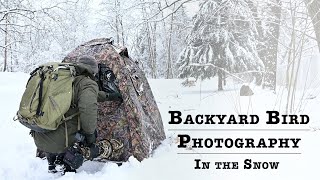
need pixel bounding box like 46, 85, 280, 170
63, 73, 80, 147
63, 112, 80, 121
63, 112, 80, 148
65, 121, 68, 148
78, 116, 81, 131
36, 70, 45, 116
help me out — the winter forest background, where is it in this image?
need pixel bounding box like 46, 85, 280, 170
1, 0, 320, 112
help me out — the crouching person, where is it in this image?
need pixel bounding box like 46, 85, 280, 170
32, 56, 123, 174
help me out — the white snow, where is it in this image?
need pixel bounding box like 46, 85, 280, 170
277, 53, 320, 90
1, 72, 320, 179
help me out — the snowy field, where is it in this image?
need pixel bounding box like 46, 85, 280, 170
1, 72, 320, 180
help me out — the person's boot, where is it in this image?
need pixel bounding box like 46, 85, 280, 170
56, 154, 77, 175
36, 149, 46, 159
48, 163, 57, 173
54, 155, 66, 174
63, 164, 77, 174
46, 153, 57, 173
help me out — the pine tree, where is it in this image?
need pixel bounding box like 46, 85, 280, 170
247, 0, 281, 90
177, 0, 265, 90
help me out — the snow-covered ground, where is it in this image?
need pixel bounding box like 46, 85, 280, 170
1, 72, 320, 180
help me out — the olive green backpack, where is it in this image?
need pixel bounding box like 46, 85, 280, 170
15, 62, 78, 132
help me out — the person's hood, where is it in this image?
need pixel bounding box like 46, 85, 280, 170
75, 63, 96, 79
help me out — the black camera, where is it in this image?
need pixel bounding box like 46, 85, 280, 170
95, 63, 120, 94
63, 144, 84, 169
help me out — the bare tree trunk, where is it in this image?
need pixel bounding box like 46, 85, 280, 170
120, 18, 125, 46
140, 0, 157, 78
151, 23, 157, 78
3, 14, 9, 72
166, 5, 175, 79
289, 8, 309, 113
146, 22, 157, 78
286, 0, 297, 114
286, 38, 293, 89
218, 70, 223, 91
304, 0, 320, 52
115, 0, 120, 44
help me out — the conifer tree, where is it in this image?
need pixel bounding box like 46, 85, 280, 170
177, 0, 265, 90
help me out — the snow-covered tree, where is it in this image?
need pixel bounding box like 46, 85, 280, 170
0, 0, 89, 72
304, 0, 320, 53
177, 0, 265, 90
164, 5, 191, 79
130, 0, 192, 78
247, 0, 281, 90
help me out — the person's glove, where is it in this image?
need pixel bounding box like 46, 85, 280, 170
86, 144, 100, 160
106, 92, 123, 102
83, 133, 97, 146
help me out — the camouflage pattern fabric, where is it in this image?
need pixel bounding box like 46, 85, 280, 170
63, 38, 166, 162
